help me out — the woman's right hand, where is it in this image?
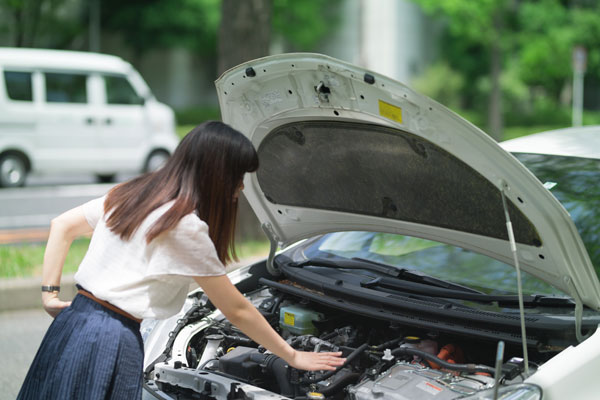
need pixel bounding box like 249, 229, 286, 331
286, 350, 346, 371
42, 292, 71, 318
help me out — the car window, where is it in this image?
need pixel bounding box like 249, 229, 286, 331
305, 231, 564, 296
45, 72, 87, 103
514, 153, 600, 274
4, 71, 33, 101
104, 75, 143, 105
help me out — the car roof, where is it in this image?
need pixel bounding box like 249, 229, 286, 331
0, 47, 131, 74
500, 126, 600, 160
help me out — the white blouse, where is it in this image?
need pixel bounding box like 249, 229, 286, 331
74, 196, 226, 320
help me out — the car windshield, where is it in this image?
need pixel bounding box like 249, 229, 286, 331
303, 231, 564, 296
514, 153, 600, 274
301, 152, 599, 297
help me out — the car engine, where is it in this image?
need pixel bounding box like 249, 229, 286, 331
148, 287, 540, 399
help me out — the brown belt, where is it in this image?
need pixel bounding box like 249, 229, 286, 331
77, 289, 142, 324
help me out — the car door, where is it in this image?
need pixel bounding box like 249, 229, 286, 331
96, 73, 149, 172
35, 70, 102, 173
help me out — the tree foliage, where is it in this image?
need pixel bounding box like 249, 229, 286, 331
411, 0, 600, 134
517, 0, 600, 98
0, 0, 85, 48
100, 0, 220, 56
416, 0, 510, 44
272, 0, 342, 51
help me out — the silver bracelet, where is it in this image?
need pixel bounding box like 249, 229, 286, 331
41, 285, 60, 293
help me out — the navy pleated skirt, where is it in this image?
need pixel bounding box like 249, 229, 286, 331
17, 293, 144, 400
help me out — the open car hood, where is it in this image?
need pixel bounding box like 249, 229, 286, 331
215, 53, 600, 309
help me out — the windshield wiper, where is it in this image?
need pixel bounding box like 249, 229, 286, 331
374, 277, 574, 306
293, 257, 401, 277
505, 295, 575, 307
352, 257, 485, 294
292, 256, 483, 293
288, 257, 575, 307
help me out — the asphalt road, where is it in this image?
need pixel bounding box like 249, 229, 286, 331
0, 308, 52, 400
0, 174, 134, 230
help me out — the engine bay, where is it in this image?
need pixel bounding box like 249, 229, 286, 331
146, 282, 559, 400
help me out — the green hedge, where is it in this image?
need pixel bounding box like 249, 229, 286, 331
175, 107, 221, 125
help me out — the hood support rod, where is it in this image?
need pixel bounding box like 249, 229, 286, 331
500, 183, 530, 376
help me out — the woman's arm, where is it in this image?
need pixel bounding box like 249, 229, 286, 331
194, 274, 345, 372
42, 206, 94, 317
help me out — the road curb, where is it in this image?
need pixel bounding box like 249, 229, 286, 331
0, 275, 78, 313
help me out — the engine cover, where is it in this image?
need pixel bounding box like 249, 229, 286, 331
348, 362, 494, 400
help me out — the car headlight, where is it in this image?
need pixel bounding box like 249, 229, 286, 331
461, 384, 542, 400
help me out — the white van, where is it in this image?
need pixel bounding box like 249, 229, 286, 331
0, 47, 179, 187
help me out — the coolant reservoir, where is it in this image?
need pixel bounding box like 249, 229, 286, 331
279, 305, 324, 335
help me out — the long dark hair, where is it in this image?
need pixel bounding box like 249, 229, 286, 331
104, 121, 259, 264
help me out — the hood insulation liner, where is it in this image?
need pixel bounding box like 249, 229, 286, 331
256, 121, 541, 246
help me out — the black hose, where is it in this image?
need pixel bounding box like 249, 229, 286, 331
301, 343, 369, 384
249, 353, 294, 398
373, 337, 403, 351
320, 372, 361, 396
220, 333, 254, 345
261, 296, 284, 318
391, 346, 496, 375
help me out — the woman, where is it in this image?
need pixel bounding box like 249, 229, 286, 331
18, 121, 344, 399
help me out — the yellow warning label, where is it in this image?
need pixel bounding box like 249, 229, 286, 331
284, 312, 295, 326
379, 100, 403, 124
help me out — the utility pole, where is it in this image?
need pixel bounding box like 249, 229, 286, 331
89, 0, 101, 52
572, 46, 586, 127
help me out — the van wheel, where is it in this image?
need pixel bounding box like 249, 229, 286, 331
96, 174, 115, 183
144, 150, 170, 172
0, 154, 28, 188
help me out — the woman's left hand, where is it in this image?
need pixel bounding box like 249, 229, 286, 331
42, 292, 71, 318
286, 350, 346, 371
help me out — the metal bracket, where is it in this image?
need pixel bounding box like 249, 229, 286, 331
261, 222, 281, 276
315, 81, 330, 103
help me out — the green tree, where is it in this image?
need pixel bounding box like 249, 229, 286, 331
101, 0, 220, 59
272, 0, 342, 51
411, 0, 516, 140
517, 0, 600, 101
411, 0, 600, 136
0, 0, 84, 48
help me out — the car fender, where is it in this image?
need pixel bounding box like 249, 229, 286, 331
525, 324, 600, 399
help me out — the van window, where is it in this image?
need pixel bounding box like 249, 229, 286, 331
4, 71, 33, 101
45, 72, 87, 103
104, 75, 144, 105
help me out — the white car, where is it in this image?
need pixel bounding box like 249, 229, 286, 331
0, 47, 179, 187
141, 54, 600, 400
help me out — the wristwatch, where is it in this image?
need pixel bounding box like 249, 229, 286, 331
41, 285, 60, 293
